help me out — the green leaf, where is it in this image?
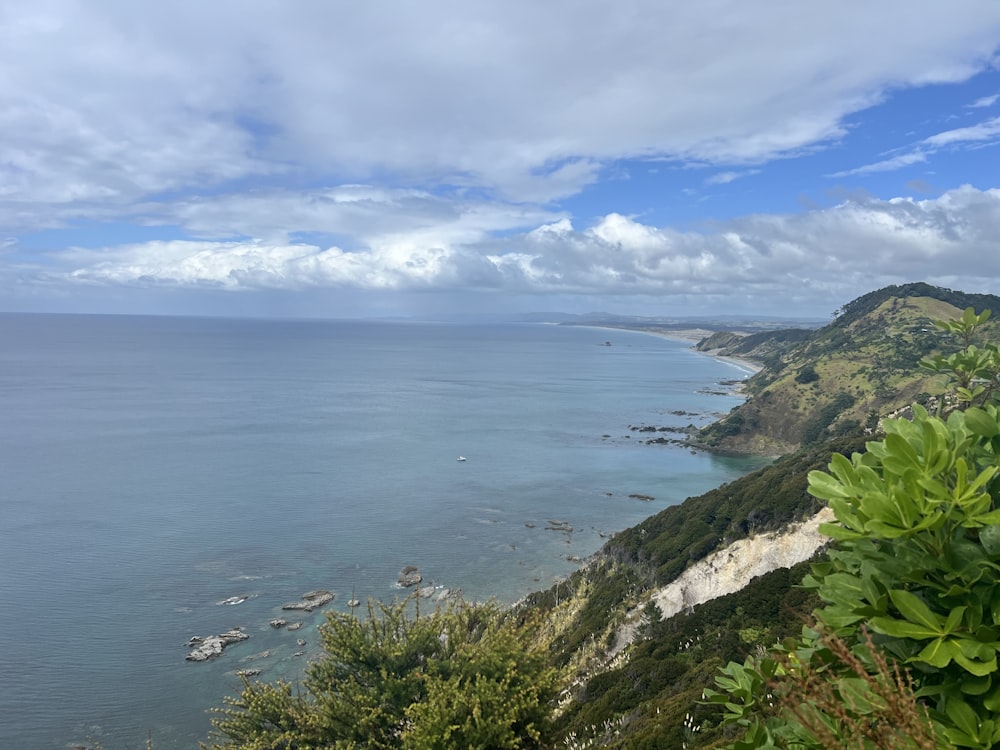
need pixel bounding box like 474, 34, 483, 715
975, 508, 1000, 526
945, 606, 968, 634
960, 673, 992, 696
890, 589, 944, 632
836, 676, 884, 714
818, 606, 865, 630
916, 637, 956, 668
818, 522, 864, 541
982, 525, 1000, 557
983, 683, 1000, 712
946, 698, 982, 741
952, 649, 997, 677
965, 407, 1000, 438
807, 469, 852, 501
869, 616, 940, 640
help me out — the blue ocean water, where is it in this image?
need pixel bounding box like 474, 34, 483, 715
0, 314, 763, 749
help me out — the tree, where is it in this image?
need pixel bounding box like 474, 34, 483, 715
705, 308, 1000, 748
920, 307, 1000, 409
205, 598, 557, 750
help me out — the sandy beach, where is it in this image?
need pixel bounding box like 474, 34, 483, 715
583, 324, 765, 376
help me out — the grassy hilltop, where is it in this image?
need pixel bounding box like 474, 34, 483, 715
696, 282, 1000, 455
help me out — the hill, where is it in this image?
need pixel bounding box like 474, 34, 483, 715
524, 284, 1000, 747
695, 283, 1000, 455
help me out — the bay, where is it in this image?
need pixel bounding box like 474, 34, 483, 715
0, 314, 763, 749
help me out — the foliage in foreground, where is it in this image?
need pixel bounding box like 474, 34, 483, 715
205, 599, 557, 749
706, 308, 1000, 748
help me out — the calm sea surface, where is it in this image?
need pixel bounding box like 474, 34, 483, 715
0, 314, 764, 749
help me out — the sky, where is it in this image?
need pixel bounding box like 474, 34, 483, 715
3, 1, 1000, 320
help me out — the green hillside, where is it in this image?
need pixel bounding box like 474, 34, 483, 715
529, 286, 1000, 748
697, 283, 1000, 455
523, 436, 866, 748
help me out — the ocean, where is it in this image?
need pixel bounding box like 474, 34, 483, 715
0, 313, 764, 749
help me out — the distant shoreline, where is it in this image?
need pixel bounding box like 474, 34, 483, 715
577, 323, 764, 376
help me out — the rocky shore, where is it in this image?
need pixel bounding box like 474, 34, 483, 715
282, 590, 335, 611
186, 576, 467, 666
185, 588, 336, 663
185, 629, 250, 662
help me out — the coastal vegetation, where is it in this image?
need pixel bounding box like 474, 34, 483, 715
206, 600, 557, 749
203, 285, 1000, 749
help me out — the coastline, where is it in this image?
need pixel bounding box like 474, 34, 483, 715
579, 323, 764, 377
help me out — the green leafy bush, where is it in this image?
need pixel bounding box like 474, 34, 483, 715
205, 599, 557, 749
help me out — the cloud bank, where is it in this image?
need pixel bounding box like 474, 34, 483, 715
46, 185, 1000, 315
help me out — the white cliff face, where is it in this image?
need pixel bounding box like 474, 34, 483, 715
611, 507, 834, 655
651, 506, 834, 620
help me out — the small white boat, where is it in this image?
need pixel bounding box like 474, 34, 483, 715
456, 456, 467, 462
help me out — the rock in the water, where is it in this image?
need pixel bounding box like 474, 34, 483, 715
186, 628, 250, 662
398, 566, 422, 587
416, 585, 436, 598
237, 668, 261, 677
286, 621, 303, 631
269, 618, 288, 629
282, 589, 334, 611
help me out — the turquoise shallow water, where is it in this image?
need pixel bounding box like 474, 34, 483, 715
0, 314, 763, 749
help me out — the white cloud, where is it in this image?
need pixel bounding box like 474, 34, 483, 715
923, 115, 1000, 146
705, 170, 761, 185
968, 94, 999, 108
828, 112, 1000, 177
61, 239, 463, 291
159, 186, 560, 247
44, 186, 1000, 316
3, 0, 1000, 230
827, 151, 928, 177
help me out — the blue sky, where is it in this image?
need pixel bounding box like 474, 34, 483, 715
3, 1, 1000, 319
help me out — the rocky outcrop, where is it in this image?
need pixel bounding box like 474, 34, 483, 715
282, 590, 334, 611
398, 566, 422, 587
186, 628, 250, 661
